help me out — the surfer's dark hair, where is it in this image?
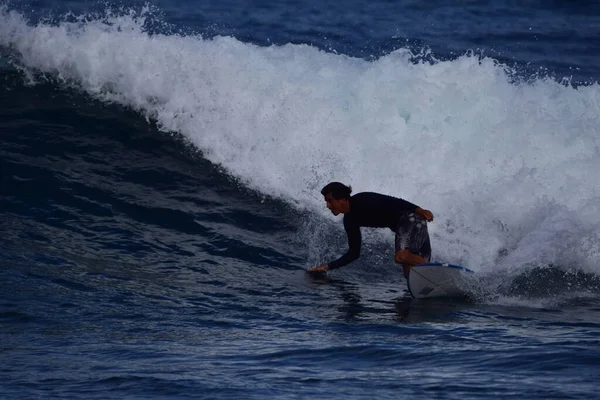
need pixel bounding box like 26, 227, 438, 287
321, 182, 352, 200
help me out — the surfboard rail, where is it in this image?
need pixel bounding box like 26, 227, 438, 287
408, 262, 475, 299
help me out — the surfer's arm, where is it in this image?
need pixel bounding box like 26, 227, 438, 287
415, 207, 434, 222
325, 219, 361, 270
308, 220, 361, 274
396, 197, 433, 222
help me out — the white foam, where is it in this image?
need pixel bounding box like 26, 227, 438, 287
2, 5, 600, 274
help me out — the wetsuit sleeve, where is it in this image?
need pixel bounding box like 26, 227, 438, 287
328, 215, 361, 270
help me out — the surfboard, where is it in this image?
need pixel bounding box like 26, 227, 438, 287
408, 263, 475, 299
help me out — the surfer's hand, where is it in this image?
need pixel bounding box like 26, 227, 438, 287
308, 265, 329, 275
416, 207, 434, 222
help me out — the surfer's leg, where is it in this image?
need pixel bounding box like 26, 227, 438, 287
395, 250, 427, 278
395, 212, 430, 278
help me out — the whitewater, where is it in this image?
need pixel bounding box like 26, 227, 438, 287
1, 5, 599, 278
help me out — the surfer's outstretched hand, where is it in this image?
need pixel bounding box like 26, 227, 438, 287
307, 264, 329, 275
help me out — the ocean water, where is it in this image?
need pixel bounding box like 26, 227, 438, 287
1, 0, 600, 398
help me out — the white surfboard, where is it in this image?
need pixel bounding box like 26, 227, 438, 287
408, 263, 475, 299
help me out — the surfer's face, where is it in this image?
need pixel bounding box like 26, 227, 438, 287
324, 193, 348, 216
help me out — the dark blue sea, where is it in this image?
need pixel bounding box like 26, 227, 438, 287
2, 1, 600, 398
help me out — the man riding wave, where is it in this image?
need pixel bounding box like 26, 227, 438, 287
308, 182, 434, 279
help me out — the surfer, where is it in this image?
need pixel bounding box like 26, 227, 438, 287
308, 182, 433, 279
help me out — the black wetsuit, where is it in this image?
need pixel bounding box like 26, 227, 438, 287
327, 192, 431, 270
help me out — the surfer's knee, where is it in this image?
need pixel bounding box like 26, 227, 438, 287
395, 250, 412, 264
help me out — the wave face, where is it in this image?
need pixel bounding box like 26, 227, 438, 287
4, 5, 599, 274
